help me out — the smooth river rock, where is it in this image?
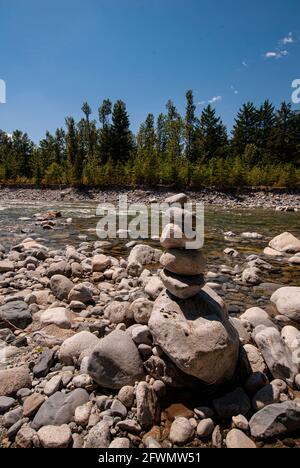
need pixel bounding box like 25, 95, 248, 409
269, 232, 300, 254
160, 249, 205, 276
87, 330, 145, 389
270, 287, 300, 323
59, 331, 100, 365
148, 286, 239, 385
31, 389, 89, 430
160, 270, 205, 299
254, 327, 298, 386
0, 367, 31, 396
0, 301, 32, 330
249, 401, 300, 439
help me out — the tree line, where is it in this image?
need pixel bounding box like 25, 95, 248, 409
0, 91, 299, 188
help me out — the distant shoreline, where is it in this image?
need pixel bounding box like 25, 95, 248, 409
0, 185, 299, 210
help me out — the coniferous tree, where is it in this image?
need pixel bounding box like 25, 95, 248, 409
10, 130, 34, 179
98, 99, 112, 164
231, 102, 258, 157
185, 90, 197, 161
273, 102, 298, 163
196, 105, 228, 161
65, 117, 79, 182
165, 100, 183, 160
156, 113, 167, 157
81, 102, 94, 162
110, 100, 133, 163
257, 100, 276, 161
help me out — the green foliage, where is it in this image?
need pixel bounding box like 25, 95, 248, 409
0, 93, 300, 189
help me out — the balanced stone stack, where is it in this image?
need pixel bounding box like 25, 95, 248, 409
159, 193, 205, 299
149, 193, 240, 386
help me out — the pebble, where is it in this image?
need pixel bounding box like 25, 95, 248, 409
44, 374, 62, 396
38, 424, 72, 448
226, 429, 256, 448
0, 396, 15, 413
117, 385, 135, 408
196, 418, 214, 438
23, 393, 45, 417
169, 417, 194, 446
232, 414, 249, 431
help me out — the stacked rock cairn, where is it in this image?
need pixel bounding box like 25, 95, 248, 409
159, 193, 205, 299
148, 192, 239, 387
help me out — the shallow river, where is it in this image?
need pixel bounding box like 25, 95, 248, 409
0, 200, 300, 312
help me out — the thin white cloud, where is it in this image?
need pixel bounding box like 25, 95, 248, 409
281, 32, 294, 45
197, 95, 222, 106
265, 50, 288, 59
265, 52, 277, 58
230, 85, 239, 95
242, 61, 248, 67
209, 95, 222, 104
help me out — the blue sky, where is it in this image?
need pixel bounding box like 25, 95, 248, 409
1, 0, 300, 141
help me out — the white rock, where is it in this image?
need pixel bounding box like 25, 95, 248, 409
149, 287, 239, 385
127, 245, 161, 270
269, 232, 300, 253
109, 438, 130, 448
243, 344, 267, 374
271, 287, 300, 323
131, 325, 152, 346
169, 417, 194, 445
130, 299, 153, 325
40, 307, 72, 329
232, 415, 249, 431
85, 421, 111, 448
38, 425, 71, 448
289, 256, 300, 265
239, 307, 275, 329
144, 276, 164, 299
196, 418, 214, 438
281, 326, 300, 353
254, 327, 298, 386
241, 232, 263, 239
226, 429, 256, 448
74, 404, 91, 427
242, 267, 261, 285
59, 331, 100, 365
263, 247, 283, 257
44, 374, 62, 396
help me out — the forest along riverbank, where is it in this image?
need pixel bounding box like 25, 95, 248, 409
0, 192, 300, 448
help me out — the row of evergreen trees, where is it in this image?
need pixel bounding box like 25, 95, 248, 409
0, 91, 299, 188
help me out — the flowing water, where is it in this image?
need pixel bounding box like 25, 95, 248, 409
0, 200, 300, 311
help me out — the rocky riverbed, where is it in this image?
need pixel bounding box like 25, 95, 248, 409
0, 185, 300, 211
0, 191, 300, 449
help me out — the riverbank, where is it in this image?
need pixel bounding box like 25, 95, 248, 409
0, 192, 300, 448
0, 185, 300, 210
